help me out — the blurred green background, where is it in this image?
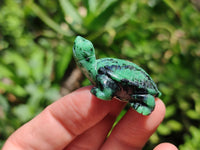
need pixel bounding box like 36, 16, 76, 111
0, 0, 200, 149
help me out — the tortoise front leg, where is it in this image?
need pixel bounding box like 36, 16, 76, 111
91, 74, 118, 100
129, 94, 155, 115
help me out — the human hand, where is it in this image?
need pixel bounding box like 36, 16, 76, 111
3, 86, 178, 150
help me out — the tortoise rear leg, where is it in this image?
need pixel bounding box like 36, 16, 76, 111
129, 94, 155, 115
91, 74, 118, 100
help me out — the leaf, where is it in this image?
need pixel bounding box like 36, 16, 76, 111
27, 1, 71, 36
163, 0, 180, 14
83, 0, 99, 13
0, 64, 14, 78
107, 109, 127, 137
179, 126, 200, 150
186, 110, 200, 120
29, 49, 45, 82
157, 124, 171, 135
85, 0, 121, 30
0, 95, 9, 112
3, 51, 31, 78
55, 43, 73, 81
43, 51, 54, 84
0, 82, 27, 97
59, 0, 82, 24
44, 86, 60, 103
165, 105, 176, 118
26, 85, 44, 108
166, 120, 183, 131
106, 2, 137, 28
13, 104, 33, 122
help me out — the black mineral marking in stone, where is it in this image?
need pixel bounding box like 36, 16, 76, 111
98, 67, 107, 74
86, 57, 90, 62
92, 88, 97, 95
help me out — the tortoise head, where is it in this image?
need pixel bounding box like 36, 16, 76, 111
73, 36, 95, 62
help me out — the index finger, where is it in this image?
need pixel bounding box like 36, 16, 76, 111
3, 86, 124, 150
101, 98, 166, 150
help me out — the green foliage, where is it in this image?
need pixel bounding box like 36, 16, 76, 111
180, 126, 200, 150
0, 0, 200, 149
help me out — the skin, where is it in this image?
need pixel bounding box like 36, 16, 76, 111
2, 86, 178, 150
73, 36, 162, 115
